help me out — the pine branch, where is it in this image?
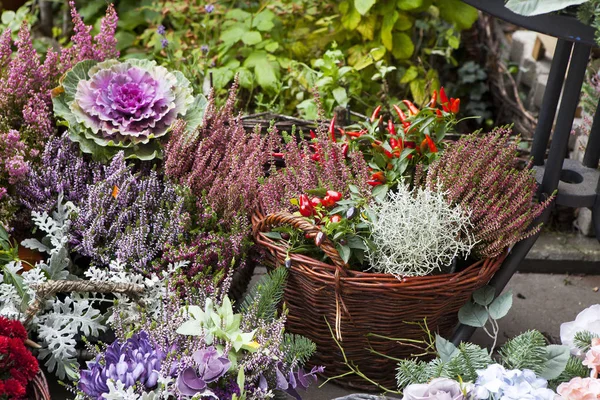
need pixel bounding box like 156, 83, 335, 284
549, 356, 591, 390
446, 342, 493, 382
499, 330, 547, 375
240, 268, 287, 321
396, 359, 431, 388
282, 333, 316, 366
574, 330, 600, 352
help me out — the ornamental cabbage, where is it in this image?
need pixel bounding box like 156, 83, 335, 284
53, 59, 204, 160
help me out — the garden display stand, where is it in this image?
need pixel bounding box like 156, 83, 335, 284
452, 0, 600, 345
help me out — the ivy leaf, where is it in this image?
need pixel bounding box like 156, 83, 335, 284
381, 11, 399, 51
354, 0, 376, 15
458, 302, 488, 327
438, 0, 478, 30
473, 286, 496, 307
397, 0, 423, 10
540, 345, 570, 380
504, 0, 588, 16
391, 32, 414, 59
488, 291, 513, 320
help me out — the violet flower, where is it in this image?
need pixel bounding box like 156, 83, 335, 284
78, 331, 165, 400
177, 346, 231, 397
275, 363, 323, 400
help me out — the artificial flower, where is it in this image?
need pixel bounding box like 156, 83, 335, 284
402, 377, 467, 400
561, 305, 600, 356
557, 376, 600, 399
583, 338, 600, 378
176, 346, 231, 397
473, 364, 556, 400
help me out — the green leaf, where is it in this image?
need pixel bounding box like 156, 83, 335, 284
504, 0, 588, 16
337, 244, 351, 264
473, 286, 495, 306
436, 334, 458, 362
252, 10, 276, 31
354, 54, 374, 71
540, 345, 570, 380
332, 87, 349, 106
395, 12, 413, 30
381, 11, 399, 51
226, 9, 251, 21
397, 0, 423, 10
242, 31, 262, 46
356, 14, 377, 40
458, 302, 488, 327
341, 2, 362, 30
236, 67, 254, 89
488, 291, 513, 320
370, 47, 386, 61
220, 25, 247, 46
354, 0, 376, 15
391, 32, 414, 59
263, 232, 283, 240
409, 78, 426, 105
0, 224, 9, 242
210, 67, 235, 90
184, 95, 208, 133
400, 66, 419, 83
243, 51, 279, 92
438, 0, 479, 30
372, 184, 389, 201
1, 11, 15, 25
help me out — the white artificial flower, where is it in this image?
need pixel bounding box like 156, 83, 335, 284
560, 304, 600, 356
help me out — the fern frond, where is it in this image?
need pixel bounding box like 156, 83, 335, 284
499, 330, 547, 374
396, 359, 431, 388
574, 330, 600, 352
282, 333, 316, 366
240, 268, 287, 321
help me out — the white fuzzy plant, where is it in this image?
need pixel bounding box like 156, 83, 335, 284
366, 184, 477, 277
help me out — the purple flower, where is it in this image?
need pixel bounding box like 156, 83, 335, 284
161, 37, 169, 48
157, 25, 166, 35
54, 59, 194, 159
201, 44, 209, 55
205, 4, 215, 13
177, 346, 231, 397
402, 378, 467, 400
78, 331, 165, 400
275, 363, 323, 400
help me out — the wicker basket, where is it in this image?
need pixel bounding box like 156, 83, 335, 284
252, 210, 506, 390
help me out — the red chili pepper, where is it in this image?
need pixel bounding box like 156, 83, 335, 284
371, 171, 386, 182
384, 149, 393, 158
345, 131, 363, 138
341, 143, 348, 157
430, 90, 437, 108
440, 87, 450, 112
326, 190, 342, 202
272, 152, 284, 158
299, 194, 314, 217
393, 104, 408, 122
309, 130, 317, 139
450, 98, 460, 114
329, 116, 336, 142
311, 197, 323, 207
387, 119, 396, 136
370, 105, 382, 123
321, 196, 335, 208
389, 137, 399, 149
404, 141, 415, 149
436, 109, 443, 118
425, 134, 438, 153
367, 180, 383, 187
330, 214, 342, 223
402, 100, 419, 116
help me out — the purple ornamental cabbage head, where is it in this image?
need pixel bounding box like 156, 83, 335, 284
54, 58, 197, 160
78, 331, 165, 400
402, 378, 467, 400
177, 346, 231, 397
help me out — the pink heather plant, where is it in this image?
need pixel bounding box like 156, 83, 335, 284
424, 127, 554, 259
164, 80, 277, 229
0, 2, 118, 225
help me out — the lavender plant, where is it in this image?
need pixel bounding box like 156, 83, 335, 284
423, 128, 554, 259
69, 152, 189, 270
19, 134, 102, 214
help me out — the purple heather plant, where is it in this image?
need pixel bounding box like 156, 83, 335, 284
423, 128, 555, 259
164, 80, 277, 229
78, 331, 165, 400
70, 152, 189, 270
18, 134, 102, 214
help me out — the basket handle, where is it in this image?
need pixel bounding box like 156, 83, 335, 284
253, 211, 348, 271
24, 280, 144, 326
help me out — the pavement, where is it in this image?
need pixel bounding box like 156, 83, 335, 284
46, 232, 600, 399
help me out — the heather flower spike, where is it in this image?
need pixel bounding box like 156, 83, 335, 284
52, 59, 205, 161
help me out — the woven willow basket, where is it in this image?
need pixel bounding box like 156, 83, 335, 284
252, 210, 506, 390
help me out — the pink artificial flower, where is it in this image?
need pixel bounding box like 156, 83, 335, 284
557, 377, 600, 399
583, 338, 600, 378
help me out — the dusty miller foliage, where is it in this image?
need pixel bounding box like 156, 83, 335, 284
366, 184, 476, 277
0, 194, 105, 380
